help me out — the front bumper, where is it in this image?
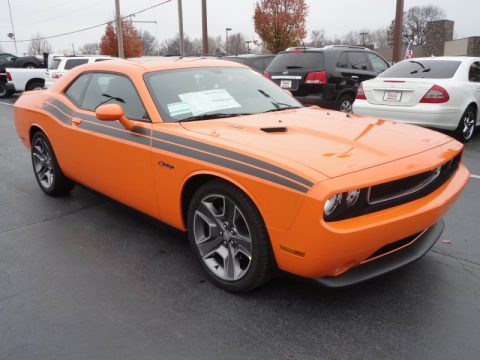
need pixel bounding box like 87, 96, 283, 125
352, 100, 462, 131
315, 220, 444, 287
268, 141, 468, 279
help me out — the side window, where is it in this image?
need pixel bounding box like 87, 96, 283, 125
81, 73, 148, 120
367, 53, 389, 73
348, 52, 370, 71
337, 52, 348, 68
469, 62, 480, 82
64, 59, 89, 70
252, 58, 266, 71
65, 73, 92, 105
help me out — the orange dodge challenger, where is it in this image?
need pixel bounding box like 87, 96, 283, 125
13, 59, 469, 292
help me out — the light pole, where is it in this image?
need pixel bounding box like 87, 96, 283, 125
201, 0, 208, 55
178, 0, 184, 56
359, 32, 368, 46
7, 0, 18, 55
225, 27, 232, 55
115, 0, 125, 58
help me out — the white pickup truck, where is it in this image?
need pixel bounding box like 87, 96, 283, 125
5, 68, 46, 93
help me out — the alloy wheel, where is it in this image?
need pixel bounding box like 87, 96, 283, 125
462, 111, 476, 140
193, 194, 253, 281
340, 99, 353, 113
32, 137, 54, 189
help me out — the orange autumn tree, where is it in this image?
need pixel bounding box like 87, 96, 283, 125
253, 0, 308, 54
100, 20, 143, 58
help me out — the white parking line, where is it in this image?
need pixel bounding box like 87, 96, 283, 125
0, 101, 13, 107
471, 174, 480, 179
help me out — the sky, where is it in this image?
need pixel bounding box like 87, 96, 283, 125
1, 0, 479, 55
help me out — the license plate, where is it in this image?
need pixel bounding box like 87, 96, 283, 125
280, 80, 292, 89
384, 91, 402, 102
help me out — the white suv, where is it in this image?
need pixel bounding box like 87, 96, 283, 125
45, 56, 113, 88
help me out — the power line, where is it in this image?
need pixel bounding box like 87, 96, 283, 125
0, 0, 172, 43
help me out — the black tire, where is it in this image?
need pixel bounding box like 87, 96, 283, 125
26, 80, 44, 91
31, 131, 75, 196
187, 179, 275, 292
338, 94, 354, 113
23, 63, 38, 69
454, 106, 477, 143
0, 82, 8, 98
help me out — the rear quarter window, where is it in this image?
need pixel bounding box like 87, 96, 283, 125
65, 73, 92, 105
64, 59, 89, 70
267, 52, 324, 71
379, 60, 461, 79
49, 59, 61, 70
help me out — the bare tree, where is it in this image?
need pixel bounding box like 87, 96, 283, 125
370, 27, 389, 48
27, 33, 52, 55
139, 30, 159, 56
227, 33, 248, 55
310, 29, 327, 47
387, 5, 446, 46
78, 42, 99, 55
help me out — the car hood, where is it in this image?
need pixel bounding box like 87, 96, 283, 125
180, 107, 453, 178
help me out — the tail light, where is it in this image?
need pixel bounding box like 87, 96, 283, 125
6, 72, 12, 81
356, 83, 366, 100
420, 85, 449, 103
305, 71, 326, 84
52, 72, 62, 79
263, 71, 271, 79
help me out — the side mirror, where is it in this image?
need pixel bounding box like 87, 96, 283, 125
95, 104, 134, 130
7, 56, 16, 62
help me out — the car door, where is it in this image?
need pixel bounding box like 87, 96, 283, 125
0, 54, 16, 67
468, 61, 480, 108
63, 72, 158, 218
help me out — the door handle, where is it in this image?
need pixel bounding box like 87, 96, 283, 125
72, 118, 82, 126
351, 75, 359, 80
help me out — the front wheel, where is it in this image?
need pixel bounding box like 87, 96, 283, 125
31, 132, 75, 196
187, 180, 275, 292
454, 106, 477, 143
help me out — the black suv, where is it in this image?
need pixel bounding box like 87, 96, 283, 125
264, 46, 389, 112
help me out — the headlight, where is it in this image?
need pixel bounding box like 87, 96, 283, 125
324, 193, 342, 217
346, 189, 361, 207
323, 189, 363, 221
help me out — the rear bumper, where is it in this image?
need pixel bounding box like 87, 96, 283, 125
5, 82, 16, 93
315, 220, 444, 287
352, 100, 463, 130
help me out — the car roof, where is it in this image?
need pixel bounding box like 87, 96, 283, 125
225, 54, 274, 59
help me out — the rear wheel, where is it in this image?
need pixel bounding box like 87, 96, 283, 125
454, 106, 477, 143
0, 83, 7, 98
31, 132, 75, 196
338, 94, 354, 113
26, 80, 44, 91
187, 180, 275, 292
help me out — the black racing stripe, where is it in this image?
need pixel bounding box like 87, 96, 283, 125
42, 104, 71, 124
80, 121, 151, 146
152, 139, 309, 193
48, 98, 150, 136
152, 130, 314, 188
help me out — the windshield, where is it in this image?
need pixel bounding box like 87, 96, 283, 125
144, 67, 302, 122
379, 60, 461, 79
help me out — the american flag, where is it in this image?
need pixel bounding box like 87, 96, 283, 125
405, 40, 414, 59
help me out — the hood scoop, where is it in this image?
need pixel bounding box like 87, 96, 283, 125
260, 126, 288, 134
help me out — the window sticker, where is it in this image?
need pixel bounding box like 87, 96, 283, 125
167, 102, 192, 117
178, 89, 241, 116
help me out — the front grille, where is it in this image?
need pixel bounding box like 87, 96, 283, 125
367, 153, 461, 210
365, 232, 421, 262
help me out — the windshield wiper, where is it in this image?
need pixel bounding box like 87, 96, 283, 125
410, 67, 432, 75
96, 93, 126, 107
262, 105, 301, 113
179, 113, 252, 122
257, 89, 301, 112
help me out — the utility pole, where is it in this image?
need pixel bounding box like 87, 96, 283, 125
178, 0, 184, 56
225, 27, 232, 55
392, 0, 404, 63
201, 0, 208, 55
7, 0, 18, 55
115, 0, 125, 58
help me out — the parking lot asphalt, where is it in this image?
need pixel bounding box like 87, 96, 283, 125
1, 96, 479, 360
